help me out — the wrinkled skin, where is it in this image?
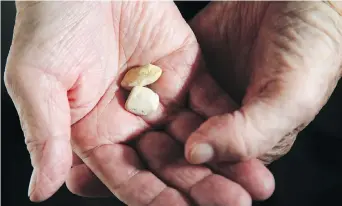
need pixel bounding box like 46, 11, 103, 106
185, 1, 342, 165
5, 2, 274, 206
5, 1, 342, 206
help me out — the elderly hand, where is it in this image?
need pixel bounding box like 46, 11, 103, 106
5, 2, 274, 205
185, 1, 342, 165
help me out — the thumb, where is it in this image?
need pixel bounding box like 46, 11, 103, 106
5, 63, 72, 202
185, 2, 342, 164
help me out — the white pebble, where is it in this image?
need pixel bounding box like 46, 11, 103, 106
120, 64, 162, 90
125, 86, 159, 116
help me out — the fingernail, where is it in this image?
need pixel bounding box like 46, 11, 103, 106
189, 143, 214, 164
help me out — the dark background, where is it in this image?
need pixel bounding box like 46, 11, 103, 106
2, 1, 342, 206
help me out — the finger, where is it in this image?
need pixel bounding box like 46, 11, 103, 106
211, 160, 275, 201
73, 143, 190, 205
190, 175, 251, 206
185, 73, 275, 199
189, 72, 239, 117
70, 152, 194, 199
185, 2, 342, 164
147, 188, 191, 206
66, 163, 113, 197
4, 67, 72, 202
67, 153, 112, 197
167, 111, 204, 143
138, 132, 212, 194
167, 111, 275, 200
138, 132, 251, 206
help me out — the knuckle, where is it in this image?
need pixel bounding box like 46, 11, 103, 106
229, 144, 251, 162
3, 58, 27, 100
3, 65, 16, 92
25, 138, 47, 166
26, 138, 46, 154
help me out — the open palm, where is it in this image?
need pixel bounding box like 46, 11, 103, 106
5, 2, 274, 206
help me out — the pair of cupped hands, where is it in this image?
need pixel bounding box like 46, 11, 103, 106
5, 1, 342, 206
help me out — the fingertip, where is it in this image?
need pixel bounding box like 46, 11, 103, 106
66, 164, 112, 197
215, 159, 275, 201
29, 190, 50, 203
28, 169, 40, 202
237, 192, 253, 206
190, 174, 252, 206
186, 143, 215, 164
28, 139, 72, 202
255, 168, 275, 201
249, 169, 275, 201
28, 169, 57, 202
187, 112, 260, 163
28, 168, 69, 202
185, 123, 217, 165
239, 160, 275, 201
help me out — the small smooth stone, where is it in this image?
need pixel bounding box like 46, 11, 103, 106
120, 64, 162, 90
125, 86, 159, 116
